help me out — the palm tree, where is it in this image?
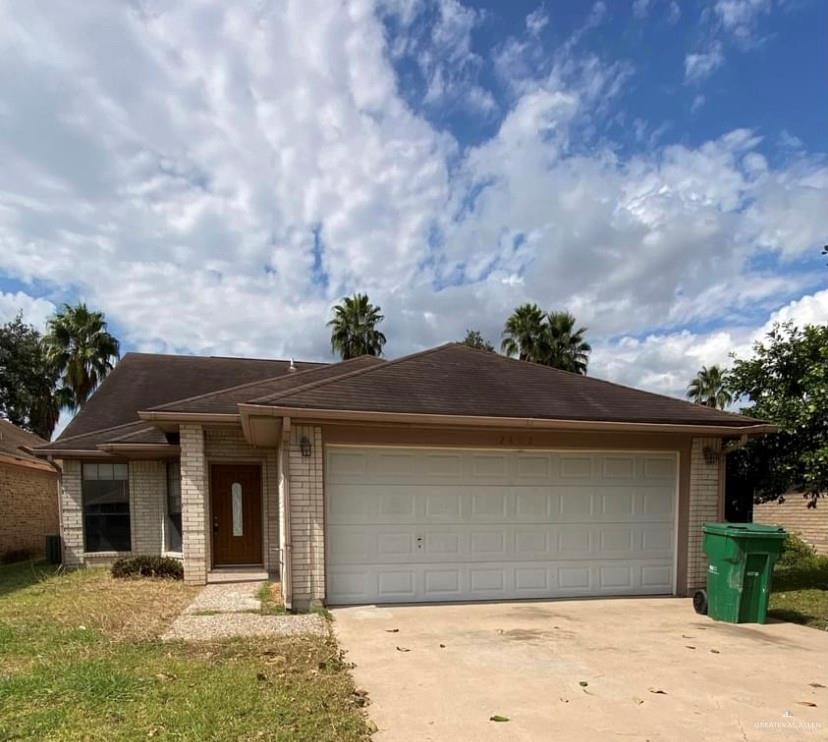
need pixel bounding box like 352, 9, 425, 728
328, 293, 387, 360
542, 311, 591, 374
44, 303, 120, 410
687, 365, 732, 409
501, 304, 546, 361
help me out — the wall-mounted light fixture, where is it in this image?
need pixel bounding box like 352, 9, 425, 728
703, 446, 719, 466
299, 435, 312, 457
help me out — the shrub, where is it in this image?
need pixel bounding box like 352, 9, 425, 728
1, 548, 34, 564
777, 532, 816, 569
111, 556, 183, 580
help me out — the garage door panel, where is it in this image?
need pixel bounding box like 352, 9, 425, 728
326, 447, 677, 604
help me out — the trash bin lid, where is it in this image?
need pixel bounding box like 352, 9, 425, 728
703, 522, 787, 538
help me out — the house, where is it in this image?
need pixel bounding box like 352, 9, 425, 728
0, 419, 60, 561
754, 497, 827, 554
33, 344, 773, 610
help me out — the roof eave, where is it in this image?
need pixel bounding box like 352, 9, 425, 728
238, 404, 776, 436
138, 411, 240, 428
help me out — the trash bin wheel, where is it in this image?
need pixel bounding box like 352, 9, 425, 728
693, 589, 708, 616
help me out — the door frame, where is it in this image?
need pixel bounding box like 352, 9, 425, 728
208, 461, 265, 568
323, 444, 681, 603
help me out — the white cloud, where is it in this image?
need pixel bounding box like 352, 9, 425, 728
526, 6, 549, 36
0, 291, 56, 331
0, 0, 825, 410
713, 0, 772, 42
684, 42, 725, 82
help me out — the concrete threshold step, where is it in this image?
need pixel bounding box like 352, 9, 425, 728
207, 568, 270, 584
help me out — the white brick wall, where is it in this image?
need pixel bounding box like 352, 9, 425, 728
288, 424, 325, 610
181, 424, 209, 584
129, 460, 165, 556
687, 437, 722, 590
58, 459, 84, 567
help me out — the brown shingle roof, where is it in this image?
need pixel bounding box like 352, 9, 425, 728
251, 343, 765, 428
0, 419, 48, 464
58, 352, 326, 440
148, 355, 385, 414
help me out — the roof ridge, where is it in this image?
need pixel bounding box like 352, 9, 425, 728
145, 356, 368, 412
457, 343, 752, 420
122, 350, 327, 365
109, 425, 160, 442
248, 344, 455, 405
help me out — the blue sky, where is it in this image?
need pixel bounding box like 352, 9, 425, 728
0, 0, 826, 432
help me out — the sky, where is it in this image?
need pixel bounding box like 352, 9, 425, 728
1, 0, 826, 434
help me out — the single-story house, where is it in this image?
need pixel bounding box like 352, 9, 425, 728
0, 419, 60, 561
754, 496, 827, 554
33, 344, 773, 610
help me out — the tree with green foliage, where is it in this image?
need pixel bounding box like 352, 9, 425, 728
460, 329, 495, 352
501, 305, 591, 373
328, 293, 387, 360
0, 315, 66, 439
501, 303, 546, 361
729, 322, 828, 505
542, 311, 591, 374
44, 303, 120, 410
687, 365, 732, 409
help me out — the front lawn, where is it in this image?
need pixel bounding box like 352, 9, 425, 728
769, 555, 828, 631
0, 562, 369, 740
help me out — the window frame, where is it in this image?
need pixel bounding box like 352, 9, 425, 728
81, 461, 132, 554
163, 460, 183, 555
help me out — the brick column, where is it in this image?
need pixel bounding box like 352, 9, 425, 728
687, 437, 722, 590
129, 461, 165, 556
59, 459, 84, 567
289, 424, 324, 610
180, 425, 208, 584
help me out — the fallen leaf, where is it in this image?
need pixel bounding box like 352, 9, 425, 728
439, 643, 446, 648
685, 645, 696, 650
648, 688, 667, 695
681, 634, 694, 639
559, 697, 569, 703
809, 683, 826, 688
633, 697, 644, 705
710, 649, 720, 654
490, 715, 510, 722
385, 628, 399, 633
395, 646, 411, 652
579, 681, 589, 687
797, 701, 817, 707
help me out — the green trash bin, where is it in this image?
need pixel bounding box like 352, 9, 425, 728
698, 522, 787, 624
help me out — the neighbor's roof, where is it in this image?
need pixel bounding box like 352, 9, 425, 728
59, 352, 326, 440
0, 419, 57, 471
245, 343, 766, 429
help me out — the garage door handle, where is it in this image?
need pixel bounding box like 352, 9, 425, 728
416, 536, 423, 549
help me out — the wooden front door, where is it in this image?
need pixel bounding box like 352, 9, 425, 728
210, 464, 263, 566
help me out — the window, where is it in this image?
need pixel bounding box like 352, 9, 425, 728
231, 482, 243, 536
166, 461, 182, 553
82, 462, 130, 552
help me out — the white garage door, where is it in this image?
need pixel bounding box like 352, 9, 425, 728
326, 446, 677, 605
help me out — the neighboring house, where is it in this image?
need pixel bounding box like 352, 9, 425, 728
0, 419, 60, 560
754, 497, 828, 555
33, 344, 773, 610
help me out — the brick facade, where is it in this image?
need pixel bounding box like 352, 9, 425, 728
129, 460, 165, 556
755, 496, 827, 555
0, 462, 59, 559
59, 459, 84, 567
686, 437, 722, 590
286, 424, 325, 610
180, 424, 209, 584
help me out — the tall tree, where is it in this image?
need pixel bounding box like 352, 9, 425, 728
541, 311, 591, 374
44, 303, 120, 410
460, 329, 495, 352
0, 315, 65, 439
728, 322, 828, 505
501, 304, 546, 361
328, 293, 387, 360
687, 365, 732, 409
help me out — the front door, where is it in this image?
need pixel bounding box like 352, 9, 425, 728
211, 464, 263, 566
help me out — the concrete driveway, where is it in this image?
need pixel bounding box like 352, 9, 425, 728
332, 598, 827, 741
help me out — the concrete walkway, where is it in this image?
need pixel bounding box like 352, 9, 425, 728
163, 581, 326, 641
333, 598, 827, 741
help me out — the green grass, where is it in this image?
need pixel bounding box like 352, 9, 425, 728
0, 562, 369, 740
769, 544, 828, 631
